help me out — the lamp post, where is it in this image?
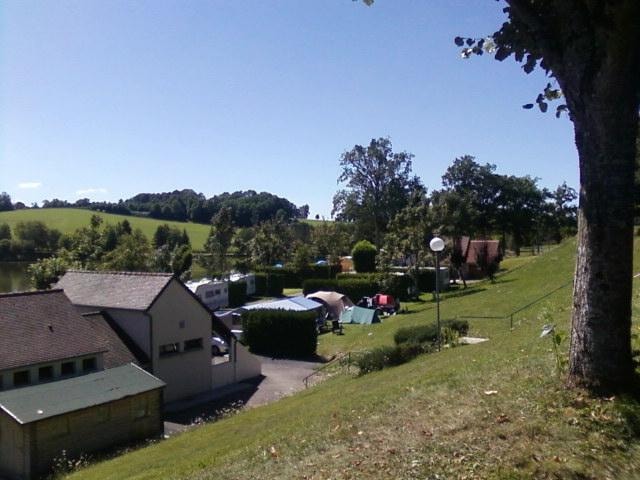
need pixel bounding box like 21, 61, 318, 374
429, 236, 445, 351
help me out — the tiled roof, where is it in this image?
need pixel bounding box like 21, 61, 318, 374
82, 312, 148, 368
0, 363, 165, 424
0, 290, 107, 371
56, 270, 174, 311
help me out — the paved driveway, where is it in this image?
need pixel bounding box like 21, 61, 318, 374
164, 355, 323, 433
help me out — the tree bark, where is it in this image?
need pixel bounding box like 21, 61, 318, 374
515, 0, 640, 393
566, 80, 638, 392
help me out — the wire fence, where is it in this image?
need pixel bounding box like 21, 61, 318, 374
457, 279, 574, 328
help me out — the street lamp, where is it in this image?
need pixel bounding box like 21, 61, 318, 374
429, 236, 445, 351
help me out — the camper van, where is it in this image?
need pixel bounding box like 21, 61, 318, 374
186, 278, 229, 310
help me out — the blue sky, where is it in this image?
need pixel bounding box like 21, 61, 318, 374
0, 1, 578, 218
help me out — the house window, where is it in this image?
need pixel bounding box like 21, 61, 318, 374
184, 338, 203, 351
214, 289, 221, 295
38, 366, 54, 382
13, 370, 30, 387
159, 343, 180, 357
132, 395, 150, 419
82, 357, 97, 373
61, 361, 76, 376
205, 290, 214, 298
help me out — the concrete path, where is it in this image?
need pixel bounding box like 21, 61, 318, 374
163, 355, 323, 435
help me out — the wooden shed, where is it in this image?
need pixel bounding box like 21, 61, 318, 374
0, 363, 165, 480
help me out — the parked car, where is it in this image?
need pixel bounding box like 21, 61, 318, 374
211, 336, 229, 355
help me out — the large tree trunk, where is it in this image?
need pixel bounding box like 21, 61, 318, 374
568, 107, 637, 391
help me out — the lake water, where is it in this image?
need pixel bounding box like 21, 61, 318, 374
0, 262, 32, 293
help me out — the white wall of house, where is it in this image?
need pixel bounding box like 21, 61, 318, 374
149, 280, 213, 402
211, 340, 261, 388
75, 306, 151, 357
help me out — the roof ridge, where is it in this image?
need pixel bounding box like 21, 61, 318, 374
0, 288, 64, 299
66, 270, 174, 277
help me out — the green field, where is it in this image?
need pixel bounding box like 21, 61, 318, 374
0, 208, 211, 250
65, 238, 640, 479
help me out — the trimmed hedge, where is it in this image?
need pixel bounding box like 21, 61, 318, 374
355, 343, 426, 374
242, 310, 317, 357
228, 281, 247, 308
393, 319, 469, 345
352, 240, 377, 273
253, 273, 284, 297
257, 264, 342, 289
302, 278, 379, 302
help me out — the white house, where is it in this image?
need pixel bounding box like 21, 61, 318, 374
186, 278, 229, 311
57, 271, 213, 403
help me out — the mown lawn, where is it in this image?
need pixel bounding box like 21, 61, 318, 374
66, 238, 640, 479
0, 208, 211, 250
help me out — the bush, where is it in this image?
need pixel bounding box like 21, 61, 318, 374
394, 319, 469, 345
380, 274, 414, 301
351, 240, 377, 273
228, 281, 247, 308
257, 264, 342, 288
302, 277, 379, 301
254, 273, 267, 296
265, 273, 284, 297
302, 279, 339, 295
355, 343, 426, 375
242, 310, 317, 357
417, 270, 437, 292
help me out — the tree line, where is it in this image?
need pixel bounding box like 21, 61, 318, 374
0, 189, 307, 228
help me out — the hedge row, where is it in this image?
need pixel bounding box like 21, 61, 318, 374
242, 310, 317, 358
254, 273, 284, 297
393, 319, 469, 345
256, 264, 342, 289
228, 281, 247, 308
302, 278, 379, 302
355, 343, 427, 374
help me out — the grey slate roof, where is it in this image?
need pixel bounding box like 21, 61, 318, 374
82, 312, 145, 368
0, 290, 107, 371
0, 363, 165, 424
56, 270, 174, 311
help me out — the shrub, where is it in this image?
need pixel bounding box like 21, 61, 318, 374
228, 281, 247, 307
417, 270, 437, 292
393, 319, 469, 345
302, 277, 379, 301
254, 273, 267, 296
257, 264, 342, 288
352, 240, 377, 273
265, 273, 284, 297
355, 343, 426, 375
336, 278, 379, 301
379, 274, 414, 301
302, 279, 339, 295
242, 310, 317, 357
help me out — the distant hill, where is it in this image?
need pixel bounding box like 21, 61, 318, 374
0, 208, 211, 251
20, 189, 308, 227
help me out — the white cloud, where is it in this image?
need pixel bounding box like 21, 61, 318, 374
18, 182, 42, 189
76, 187, 108, 196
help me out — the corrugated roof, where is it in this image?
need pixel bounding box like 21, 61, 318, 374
0, 290, 107, 371
244, 296, 323, 312
56, 270, 173, 311
0, 363, 165, 424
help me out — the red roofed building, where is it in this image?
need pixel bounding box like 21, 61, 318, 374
454, 237, 502, 280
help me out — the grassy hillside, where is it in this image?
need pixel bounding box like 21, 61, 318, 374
65, 239, 640, 479
0, 208, 211, 250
